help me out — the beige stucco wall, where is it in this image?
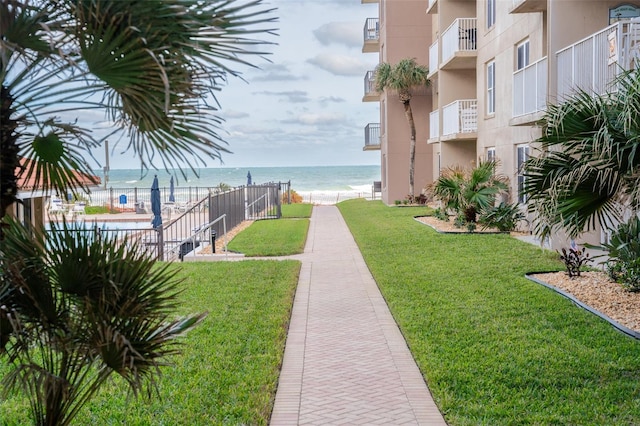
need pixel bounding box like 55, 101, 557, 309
377, 0, 434, 204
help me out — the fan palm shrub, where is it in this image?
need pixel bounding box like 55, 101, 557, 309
600, 216, 640, 291
430, 160, 509, 225
1, 218, 207, 425
523, 70, 640, 241
478, 201, 526, 232
374, 58, 430, 199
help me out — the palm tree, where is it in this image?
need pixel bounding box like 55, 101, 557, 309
0, 0, 275, 424
1, 0, 277, 225
523, 70, 640, 240
374, 58, 430, 199
431, 160, 509, 223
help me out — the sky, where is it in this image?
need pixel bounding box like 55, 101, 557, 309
96, 0, 380, 170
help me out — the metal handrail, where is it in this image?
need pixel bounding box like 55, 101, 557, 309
166, 214, 229, 261
246, 194, 268, 219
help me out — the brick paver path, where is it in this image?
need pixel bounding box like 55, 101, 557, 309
270, 205, 446, 425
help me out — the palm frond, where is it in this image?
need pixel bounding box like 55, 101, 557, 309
1, 219, 206, 424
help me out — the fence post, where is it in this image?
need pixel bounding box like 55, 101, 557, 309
244, 186, 249, 220
287, 180, 292, 204
156, 227, 164, 261
109, 187, 114, 210
277, 187, 282, 218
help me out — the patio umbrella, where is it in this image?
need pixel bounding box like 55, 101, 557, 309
169, 176, 175, 202
151, 175, 162, 228
247, 171, 252, 186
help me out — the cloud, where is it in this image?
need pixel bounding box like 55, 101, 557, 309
307, 53, 367, 76
319, 96, 346, 104
250, 63, 305, 82
254, 90, 311, 103
313, 22, 362, 48
281, 112, 349, 126
222, 110, 250, 119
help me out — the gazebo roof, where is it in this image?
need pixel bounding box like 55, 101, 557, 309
16, 158, 101, 193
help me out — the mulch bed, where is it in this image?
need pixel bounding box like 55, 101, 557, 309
417, 215, 640, 335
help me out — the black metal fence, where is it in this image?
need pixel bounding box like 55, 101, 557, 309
87, 182, 285, 261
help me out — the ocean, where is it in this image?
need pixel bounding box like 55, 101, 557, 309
97, 165, 381, 204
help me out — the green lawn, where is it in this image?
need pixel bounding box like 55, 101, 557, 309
228, 218, 309, 256
281, 203, 312, 218
0, 261, 300, 425
338, 199, 640, 425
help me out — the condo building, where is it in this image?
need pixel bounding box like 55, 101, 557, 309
363, 0, 640, 247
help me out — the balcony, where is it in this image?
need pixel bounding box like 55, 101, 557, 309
512, 56, 547, 126
428, 41, 439, 77
510, 0, 546, 14
441, 99, 477, 141
426, 0, 438, 14
363, 123, 381, 151
428, 110, 439, 143
441, 18, 477, 70
362, 18, 380, 53
363, 70, 379, 102
556, 20, 640, 102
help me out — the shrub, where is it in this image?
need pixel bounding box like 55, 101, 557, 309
559, 247, 591, 278
413, 194, 429, 205
602, 217, 640, 291
282, 189, 303, 204
453, 215, 466, 229
429, 161, 509, 224
479, 202, 526, 232
433, 208, 449, 222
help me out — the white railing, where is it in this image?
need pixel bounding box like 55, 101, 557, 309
556, 20, 640, 101
429, 110, 439, 139
442, 18, 477, 63
429, 41, 439, 73
442, 99, 477, 136
513, 56, 548, 117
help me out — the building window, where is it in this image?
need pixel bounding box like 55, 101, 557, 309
516, 40, 529, 70
487, 0, 496, 28
487, 147, 496, 162
487, 60, 495, 114
517, 144, 530, 203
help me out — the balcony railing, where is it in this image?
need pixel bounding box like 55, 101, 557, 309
363, 70, 377, 100
429, 41, 439, 74
442, 18, 477, 64
429, 110, 439, 140
556, 20, 640, 101
442, 99, 478, 137
363, 18, 379, 51
513, 56, 547, 117
364, 123, 381, 150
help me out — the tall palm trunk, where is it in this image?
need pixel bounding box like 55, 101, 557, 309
402, 98, 416, 198
0, 84, 20, 238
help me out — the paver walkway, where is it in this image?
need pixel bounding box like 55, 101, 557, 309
270, 205, 447, 425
